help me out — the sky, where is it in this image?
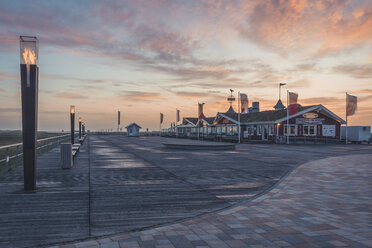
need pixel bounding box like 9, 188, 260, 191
0, 0, 371, 131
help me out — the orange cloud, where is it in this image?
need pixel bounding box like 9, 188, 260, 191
332, 64, 372, 79
54, 93, 89, 99
118, 91, 163, 102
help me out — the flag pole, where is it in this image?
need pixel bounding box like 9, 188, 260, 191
287, 90, 289, 145
198, 104, 200, 140
198, 122, 200, 140
238, 92, 241, 144
346, 92, 348, 145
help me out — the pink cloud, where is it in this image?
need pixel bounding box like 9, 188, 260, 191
234, 0, 372, 56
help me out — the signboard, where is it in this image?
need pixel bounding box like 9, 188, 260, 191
322, 125, 336, 137
303, 112, 318, 119
296, 118, 324, 124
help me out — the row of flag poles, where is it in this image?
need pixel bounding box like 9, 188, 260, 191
159, 88, 358, 144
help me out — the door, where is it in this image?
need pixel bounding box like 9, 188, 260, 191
262, 125, 268, 140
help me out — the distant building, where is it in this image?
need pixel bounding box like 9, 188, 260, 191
167, 103, 346, 144
125, 123, 141, 137
215, 104, 345, 142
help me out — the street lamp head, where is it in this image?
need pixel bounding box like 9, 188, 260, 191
79, 117, 82, 122
70, 105, 75, 114
20, 36, 38, 65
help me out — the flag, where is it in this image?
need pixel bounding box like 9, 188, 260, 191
346, 93, 357, 116
160, 113, 164, 124
240, 93, 248, 113
118, 111, 120, 125
288, 92, 298, 115
176, 109, 180, 122
198, 103, 205, 120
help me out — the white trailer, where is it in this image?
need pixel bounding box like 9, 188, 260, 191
341, 126, 371, 144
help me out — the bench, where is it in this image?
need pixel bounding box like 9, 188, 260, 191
79, 136, 86, 144
72, 144, 80, 158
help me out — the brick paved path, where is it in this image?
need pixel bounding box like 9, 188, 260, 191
54, 154, 372, 248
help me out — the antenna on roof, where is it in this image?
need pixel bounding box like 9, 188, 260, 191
227, 89, 235, 107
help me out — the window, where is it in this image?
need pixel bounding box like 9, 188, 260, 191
257, 125, 262, 135
233, 126, 238, 135
247, 125, 254, 135
269, 125, 274, 135
217, 126, 221, 134
284, 124, 297, 136
203, 127, 207, 134
303, 125, 316, 136
222, 126, 226, 134
228, 126, 234, 135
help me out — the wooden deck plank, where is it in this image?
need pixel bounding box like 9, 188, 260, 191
0, 136, 371, 247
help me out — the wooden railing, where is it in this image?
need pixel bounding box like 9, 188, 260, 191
0, 134, 71, 173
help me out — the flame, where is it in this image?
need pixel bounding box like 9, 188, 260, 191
22, 48, 36, 64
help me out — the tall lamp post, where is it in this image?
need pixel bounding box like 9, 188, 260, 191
82, 122, 85, 136
79, 117, 82, 139
20, 36, 39, 191
70, 105, 75, 144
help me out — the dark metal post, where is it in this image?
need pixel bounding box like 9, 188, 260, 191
79, 117, 82, 139
20, 36, 39, 191
70, 106, 75, 144
82, 123, 85, 136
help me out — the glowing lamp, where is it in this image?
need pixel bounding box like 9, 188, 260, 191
70, 105, 75, 114
70, 105, 75, 144
20, 36, 38, 65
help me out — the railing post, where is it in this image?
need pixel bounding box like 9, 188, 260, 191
6, 148, 9, 170
15, 145, 19, 167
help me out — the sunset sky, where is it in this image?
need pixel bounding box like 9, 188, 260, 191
0, 0, 371, 131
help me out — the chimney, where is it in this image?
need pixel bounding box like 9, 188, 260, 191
252, 102, 259, 113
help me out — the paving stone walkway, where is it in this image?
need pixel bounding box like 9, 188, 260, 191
54, 153, 372, 248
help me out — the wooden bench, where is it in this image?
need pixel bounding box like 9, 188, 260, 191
72, 144, 80, 159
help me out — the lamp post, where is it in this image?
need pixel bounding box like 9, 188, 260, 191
82, 122, 85, 136
70, 105, 75, 144
118, 110, 120, 132
79, 117, 82, 139
20, 36, 39, 191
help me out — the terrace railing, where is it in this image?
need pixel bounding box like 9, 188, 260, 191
0, 134, 71, 173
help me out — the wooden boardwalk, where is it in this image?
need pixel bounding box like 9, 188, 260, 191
0, 136, 371, 247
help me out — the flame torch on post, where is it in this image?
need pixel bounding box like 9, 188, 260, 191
20, 36, 39, 191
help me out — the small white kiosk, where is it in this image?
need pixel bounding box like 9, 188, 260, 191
126, 123, 141, 137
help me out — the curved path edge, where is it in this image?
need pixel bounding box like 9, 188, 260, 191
50, 154, 372, 248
